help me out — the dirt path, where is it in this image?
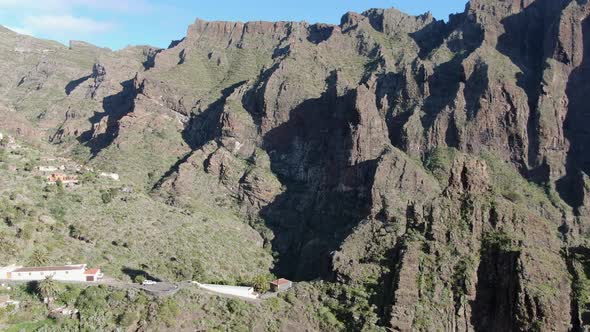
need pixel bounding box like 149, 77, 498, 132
96, 278, 185, 297
1, 278, 184, 297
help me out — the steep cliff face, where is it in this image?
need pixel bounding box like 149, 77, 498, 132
2, 0, 590, 330
148, 2, 590, 327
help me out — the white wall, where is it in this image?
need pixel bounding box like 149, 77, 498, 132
0, 266, 17, 279
100, 173, 120, 181
194, 282, 259, 300
10, 269, 87, 282
38, 166, 58, 172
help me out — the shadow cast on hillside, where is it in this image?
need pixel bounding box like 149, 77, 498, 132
182, 80, 247, 150
121, 267, 162, 282
258, 73, 379, 281
558, 15, 590, 212
78, 79, 137, 157
470, 242, 520, 331
65, 75, 91, 95
495, 0, 566, 177
150, 81, 249, 192
410, 14, 484, 148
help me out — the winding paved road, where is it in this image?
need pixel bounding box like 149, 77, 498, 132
2, 278, 279, 301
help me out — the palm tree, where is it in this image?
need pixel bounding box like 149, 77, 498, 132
37, 276, 61, 307
29, 249, 49, 266
252, 274, 270, 293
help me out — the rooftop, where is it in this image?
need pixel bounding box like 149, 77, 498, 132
13, 265, 85, 273
270, 278, 291, 286
84, 268, 101, 275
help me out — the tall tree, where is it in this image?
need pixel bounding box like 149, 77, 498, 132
37, 276, 61, 306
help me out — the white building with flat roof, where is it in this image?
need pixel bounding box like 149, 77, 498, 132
194, 282, 259, 300
100, 172, 120, 181
0, 265, 17, 279
38, 166, 60, 172
0, 264, 102, 282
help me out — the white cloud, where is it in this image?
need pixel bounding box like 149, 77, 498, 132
76, 0, 156, 13
0, 0, 155, 13
23, 15, 115, 34
0, 0, 161, 47
0, 0, 73, 12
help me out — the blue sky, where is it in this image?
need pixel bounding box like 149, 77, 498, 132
0, 0, 467, 50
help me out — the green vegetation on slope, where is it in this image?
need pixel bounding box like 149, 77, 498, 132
0, 139, 272, 283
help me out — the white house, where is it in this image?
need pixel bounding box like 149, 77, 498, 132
38, 166, 59, 172
0, 265, 17, 279
0, 264, 103, 282
270, 278, 293, 292
194, 282, 259, 300
100, 172, 120, 181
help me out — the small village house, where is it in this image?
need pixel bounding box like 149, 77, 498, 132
0, 295, 19, 309
270, 278, 293, 292
38, 166, 60, 172
50, 306, 79, 319
0, 264, 102, 282
100, 172, 120, 181
47, 173, 79, 185
65, 164, 82, 172
0, 266, 16, 279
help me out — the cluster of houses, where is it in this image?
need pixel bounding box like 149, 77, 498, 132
38, 158, 85, 186
37, 159, 120, 186
38, 157, 94, 174
46, 173, 79, 186
0, 264, 103, 283
0, 131, 122, 186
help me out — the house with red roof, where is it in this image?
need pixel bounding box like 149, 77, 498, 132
47, 173, 79, 186
269, 278, 293, 292
0, 264, 102, 282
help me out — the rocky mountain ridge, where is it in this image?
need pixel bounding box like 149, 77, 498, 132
2, 0, 590, 330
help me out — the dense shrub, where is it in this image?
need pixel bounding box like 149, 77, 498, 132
134, 275, 146, 284
157, 298, 180, 327
76, 286, 115, 331
251, 274, 271, 293
100, 188, 118, 204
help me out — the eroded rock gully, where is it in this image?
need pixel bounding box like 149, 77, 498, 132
138, 1, 590, 329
